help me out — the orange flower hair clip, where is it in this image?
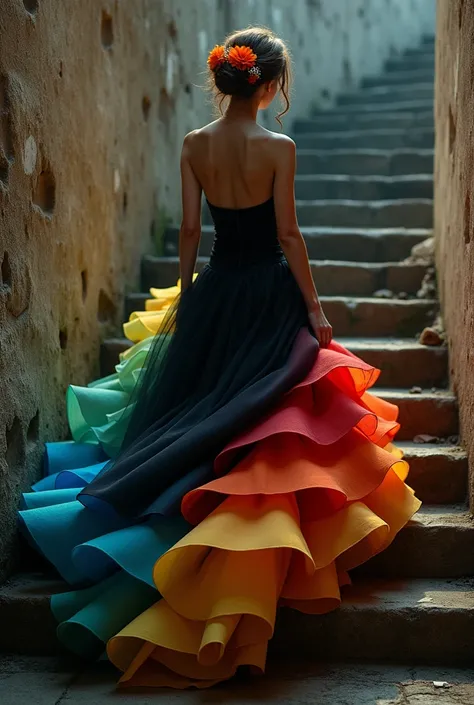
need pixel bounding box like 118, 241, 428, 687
207, 45, 226, 71
207, 43, 262, 85
227, 45, 257, 71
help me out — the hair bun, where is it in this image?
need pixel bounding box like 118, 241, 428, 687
207, 27, 291, 125
213, 63, 256, 98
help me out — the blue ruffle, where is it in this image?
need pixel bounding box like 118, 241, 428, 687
18, 440, 191, 659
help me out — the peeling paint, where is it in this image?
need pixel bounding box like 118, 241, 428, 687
453, 47, 460, 101
113, 169, 121, 194
23, 136, 37, 175
198, 30, 208, 60
166, 52, 177, 95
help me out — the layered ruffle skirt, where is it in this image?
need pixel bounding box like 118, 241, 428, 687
18, 266, 421, 689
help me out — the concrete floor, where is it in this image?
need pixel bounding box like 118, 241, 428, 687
1, 658, 473, 705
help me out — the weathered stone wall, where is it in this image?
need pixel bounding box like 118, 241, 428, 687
0, 0, 224, 578
0, 0, 434, 579
434, 0, 474, 504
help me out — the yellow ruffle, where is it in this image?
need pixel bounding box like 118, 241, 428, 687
107, 461, 421, 688
105, 276, 421, 688
123, 276, 198, 343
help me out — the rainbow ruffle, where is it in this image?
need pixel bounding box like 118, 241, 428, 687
19, 280, 421, 689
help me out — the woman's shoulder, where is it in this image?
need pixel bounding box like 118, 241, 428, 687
257, 127, 295, 163
256, 125, 295, 149
259, 125, 294, 143
181, 121, 224, 160
182, 122, 295, 163
183, 119, 222, 143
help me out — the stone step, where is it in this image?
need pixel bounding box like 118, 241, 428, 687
0, 574, 62, 655
2, 574, 474, 664
362, 70, 434, 88
327, 297, 437, 338
294, 174, 433, 201
5, 662, 474, 702
374, 388, 458, 441
100, 337, 133, 377
294, 199, 432, 228
296, 149, 433, 176
200, 198, 422, 229
339, 338, 448, 389
313, 99, 434, 115
385, 54, 435, 71
293, 111, 433, 132
404, 46, 435, 58
397, 442, 468, 506
201, 197, 433, 229
123, 295, 436, 339
338, 84, 434, 106
100, 337, 448, 389
163, 226, 432, 262
354, 506, 474, 579
274, 577, 474, 664
421, 35, 435, 45
295, 128, 434, 150
140, 256, 428, 297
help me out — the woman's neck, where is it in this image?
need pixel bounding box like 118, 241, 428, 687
224, 96, 259, 122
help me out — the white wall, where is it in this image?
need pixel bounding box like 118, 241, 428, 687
155, 0, 436, 216
225, 0, 436, 119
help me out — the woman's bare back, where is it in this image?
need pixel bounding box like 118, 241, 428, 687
185, 118, 285, 209
179, 112, 331, 348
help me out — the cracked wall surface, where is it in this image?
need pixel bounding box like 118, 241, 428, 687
435, 0, 474, 505
0, 0, 434, 579
0, 0, 226, 579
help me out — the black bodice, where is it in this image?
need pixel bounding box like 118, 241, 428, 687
207, 197, 285, 267
78, 194, 311, 519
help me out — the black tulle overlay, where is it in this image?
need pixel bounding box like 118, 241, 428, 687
78, 198, 317, 519
18, 195, 422, 688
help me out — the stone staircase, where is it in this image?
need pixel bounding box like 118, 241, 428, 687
2, 36, 474, 664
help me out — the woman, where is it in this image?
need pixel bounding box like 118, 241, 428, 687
19, 27, 421, 689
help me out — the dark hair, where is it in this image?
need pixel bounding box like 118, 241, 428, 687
208, 26, 292, 126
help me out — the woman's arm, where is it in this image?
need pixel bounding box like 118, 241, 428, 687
273, 135, 333, 347
179, 132, 202, 292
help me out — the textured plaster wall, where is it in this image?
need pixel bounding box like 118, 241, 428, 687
0, 0, 223, 578
0, 0, 434, 579
434, 0, 474, 504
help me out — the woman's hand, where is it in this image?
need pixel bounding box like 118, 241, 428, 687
308, 305, 333, 347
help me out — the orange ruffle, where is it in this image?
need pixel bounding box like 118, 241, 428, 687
106, 340, 422, 688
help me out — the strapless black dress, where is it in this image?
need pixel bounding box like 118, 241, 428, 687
76, 197, 316, 519
18, 196, 421, 688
